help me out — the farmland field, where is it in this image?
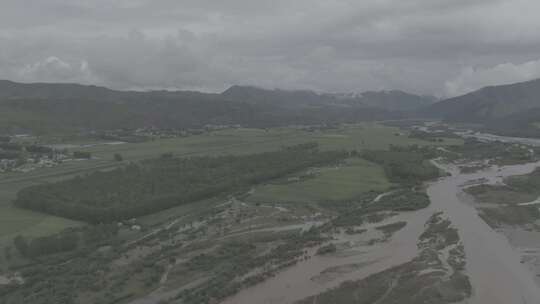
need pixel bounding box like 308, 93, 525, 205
247, 158, 392, 204
80, 123, 462, 161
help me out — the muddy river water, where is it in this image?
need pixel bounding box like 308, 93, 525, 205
430, 161, 540, 304
219, 157, 540, 304
220, 207, 433, 304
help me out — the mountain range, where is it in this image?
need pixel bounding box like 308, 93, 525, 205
0, 80, 434, 134
3, 78, 540, 137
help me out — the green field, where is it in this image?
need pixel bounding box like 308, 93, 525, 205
0, 160, 117, 262
0, 123, 461, 264
80, 123, 463, 161
0, 161, 106, 267
247, 158, 392, 204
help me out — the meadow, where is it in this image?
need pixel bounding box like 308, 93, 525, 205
81, 123, 462, 161
0, 161, 111, 267
246, 158, 393, 204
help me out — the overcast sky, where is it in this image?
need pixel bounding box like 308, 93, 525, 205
1, 0, 540, 97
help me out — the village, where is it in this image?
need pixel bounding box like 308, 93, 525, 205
0, 136, 71, 173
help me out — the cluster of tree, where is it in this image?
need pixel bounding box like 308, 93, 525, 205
72, 151, 92, 159
2, 223, 122, 303
15, 144, 347, 223
80, 223, 119, 246
4, 247, 106, 304
362, 146, 440, 184
366, 189, 430, 212
25, 145, 53, 154
13, 231, 79, 258
101, 133, 148, 143
320, 187, 431, 230
408, 130, 447, 142
495, 167, 540, 197
0, 142, 57, 160
0, 151, 20, 160
0, 142, 22, 151
113, 153, 123, 162
448, 138, 537, 165
2, 211, 322, 304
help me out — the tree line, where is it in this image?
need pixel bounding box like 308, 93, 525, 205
15, 143, 347, 223
362, 145, 440, 184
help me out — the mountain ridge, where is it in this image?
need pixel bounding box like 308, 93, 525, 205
0, 80, 433, 134
425, 78, 540, 137
427, 78, 540, 121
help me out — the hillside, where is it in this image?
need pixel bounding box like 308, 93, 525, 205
427, 78, 540, 122
426, 78, 540, 137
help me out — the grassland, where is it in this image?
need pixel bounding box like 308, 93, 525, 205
80, 123, 462, 161
465, 169, 540, 227
0, 161, 105, 268
464, 184, 536, 205
0, 123, 462, 266
478, 206, 540, 228
246, 158, 392, 204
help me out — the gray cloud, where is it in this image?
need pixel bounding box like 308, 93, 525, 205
1, 0, 540, 96
445, 59, 540, 96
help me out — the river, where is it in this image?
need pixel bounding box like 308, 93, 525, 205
217, 154, 540, 304
219, 207, 433, 304
429, 160, 540, 304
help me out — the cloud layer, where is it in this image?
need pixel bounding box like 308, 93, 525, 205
445, 60, 540, 96
1, 0, 540, 96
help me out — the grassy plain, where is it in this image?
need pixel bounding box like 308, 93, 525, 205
465, 169, 540, 227
247, 158, 392, 204
465, 184, 536, 205
81, 123, 462, 161
0, 161, 108, 266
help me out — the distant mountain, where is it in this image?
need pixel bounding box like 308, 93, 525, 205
221, 85, 336, 108
222, 85, 436, 112
355, 90, 437, 112
0, 79, 225, 103
425, 78, 540, 137
0, 80, 122, 101
1, 81, 429, 134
